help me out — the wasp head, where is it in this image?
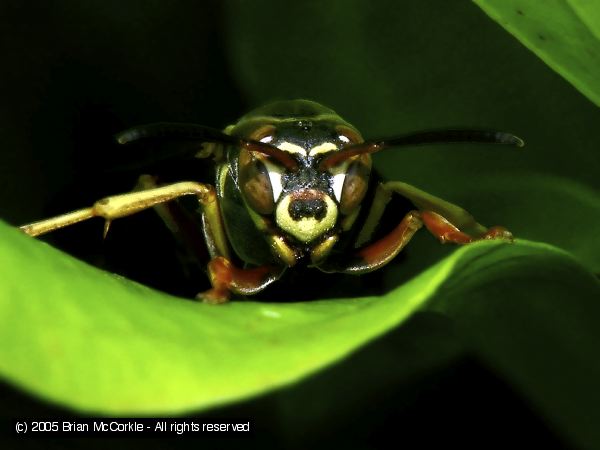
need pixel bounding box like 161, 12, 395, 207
233, 100, 371, 245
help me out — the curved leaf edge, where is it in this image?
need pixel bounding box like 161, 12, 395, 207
0, 220, 595, 415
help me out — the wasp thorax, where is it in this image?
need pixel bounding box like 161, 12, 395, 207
276, 189, 337, 243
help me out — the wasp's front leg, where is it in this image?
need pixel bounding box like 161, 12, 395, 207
200, 257, 286, 304
19, 181, 282, 304
316, 210, 423, 274
20, 181, 223, 241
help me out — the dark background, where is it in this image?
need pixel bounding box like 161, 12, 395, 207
2, 0, 598, 448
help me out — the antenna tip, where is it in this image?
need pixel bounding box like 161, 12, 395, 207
495, 132, 524, 148
512, 135, 525, 148
115, 130, 134, 145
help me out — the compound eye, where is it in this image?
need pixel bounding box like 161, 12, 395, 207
335, 125, 363, 145
249, 124, 277, 142
239, 149, 275, 215
339, 156, 371, 215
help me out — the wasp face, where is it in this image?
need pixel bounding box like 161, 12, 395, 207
275, 156, 339, 244
235, 101, 371, 247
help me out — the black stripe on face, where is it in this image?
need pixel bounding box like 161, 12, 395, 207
288, 197, 327, 221
281, 165, 334, 197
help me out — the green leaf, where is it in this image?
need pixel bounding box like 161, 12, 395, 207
277, 240, 600, 449
474, 0, 600, 107
2, 219, 444, 415
2, 2, 600, 448
1, 219, 598, 433
569, 0, 600, 40
449, 173, 600, 271
430, 241, 600, 448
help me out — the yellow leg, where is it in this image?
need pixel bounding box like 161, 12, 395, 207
355, 181, 491, 248
381, 181, 489, 236
19, 181, 229, 257
20, 208, 97, 237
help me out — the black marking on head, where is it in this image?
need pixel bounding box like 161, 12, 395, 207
281, 165, 333, 196
298, 120, 313, 132
289, 198, 327, 221
268, 122, 343, 151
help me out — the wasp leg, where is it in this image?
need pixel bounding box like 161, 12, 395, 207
384, 181, 513, 238
20, 181, 284, 303
382, 181, 513, 242
358, 181, 513, 244
320, 179, 512, 274
134, 177, 286, 303
317, 210, 423, 274
20, 208, 98, 238
420, 210, 512, 243
20, 181, 230, 256
21, 181, 228, 253
198, 257, 286, 304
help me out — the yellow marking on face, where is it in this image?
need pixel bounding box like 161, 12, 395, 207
268, 234, 297, 266
277, 141, 306, 156
275, 195, 338, 243
311, 234, 339, 264
308, 142, 338, 157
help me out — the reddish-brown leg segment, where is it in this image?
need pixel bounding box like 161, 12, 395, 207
317, 210, 423, 274
199, 256, 286, 304
318, 207, 512, 276
421, 211, 513, 244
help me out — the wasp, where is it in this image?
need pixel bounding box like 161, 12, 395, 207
20, 100, 523, 303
